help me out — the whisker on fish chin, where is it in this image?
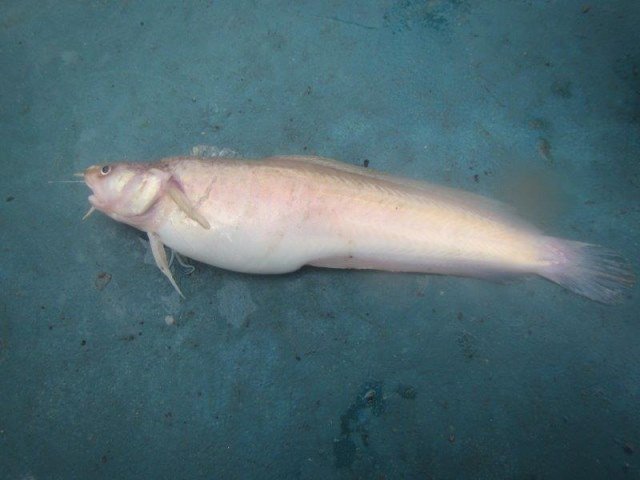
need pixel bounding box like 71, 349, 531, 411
82, 206, 96, 221
48, 180, 85, 183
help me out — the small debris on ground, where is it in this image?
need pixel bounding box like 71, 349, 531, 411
94, 272, 111, 291
537, 138, 553, 164
363, 389, 376, 404
396, 384, 417, 400
164, 315, 176, 326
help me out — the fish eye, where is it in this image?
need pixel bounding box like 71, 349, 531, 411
100, 165, 111, 175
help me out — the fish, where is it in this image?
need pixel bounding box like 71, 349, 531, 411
82, 154, 634, 303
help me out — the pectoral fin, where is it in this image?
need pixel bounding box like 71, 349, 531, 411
148, 232, 185, 298
167, 181, 211, 230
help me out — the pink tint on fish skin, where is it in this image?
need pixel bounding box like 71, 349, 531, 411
83, 155, 634, 303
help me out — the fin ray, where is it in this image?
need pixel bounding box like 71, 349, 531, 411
167, 181, 211, 230
538, 237, 635, 304
148, 232, 185, 298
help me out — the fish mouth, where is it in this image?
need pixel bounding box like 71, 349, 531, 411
87, 194, 107, 212
83, 168, 101, 207
82, 166, 112, 219
81, 194, 100, 221
88, 186, 110, 207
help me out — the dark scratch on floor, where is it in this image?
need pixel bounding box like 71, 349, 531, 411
313, 15, 379, 31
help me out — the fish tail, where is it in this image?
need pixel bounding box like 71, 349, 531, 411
538, 236, 635, 304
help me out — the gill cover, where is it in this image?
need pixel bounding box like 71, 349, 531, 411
117, 167, 212, 228
118, 168, 168, 217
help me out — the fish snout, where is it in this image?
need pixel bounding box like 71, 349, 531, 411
83, 165, 102, 189
83, 165, 110, 211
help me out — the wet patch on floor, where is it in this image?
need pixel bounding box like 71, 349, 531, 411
333, 380, 418, 473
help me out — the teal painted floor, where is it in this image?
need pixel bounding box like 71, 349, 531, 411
1, 1, 639, 478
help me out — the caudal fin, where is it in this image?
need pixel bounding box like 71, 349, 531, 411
539, 237, 635, 304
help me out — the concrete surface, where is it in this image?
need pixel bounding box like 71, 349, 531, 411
1, 1, 639, 478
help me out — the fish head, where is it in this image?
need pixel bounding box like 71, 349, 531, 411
84, 162, 171, 228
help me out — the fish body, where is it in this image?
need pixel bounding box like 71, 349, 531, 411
84, 155, 634, 303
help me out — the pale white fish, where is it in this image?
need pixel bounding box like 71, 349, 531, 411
82, 155, 634, 303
